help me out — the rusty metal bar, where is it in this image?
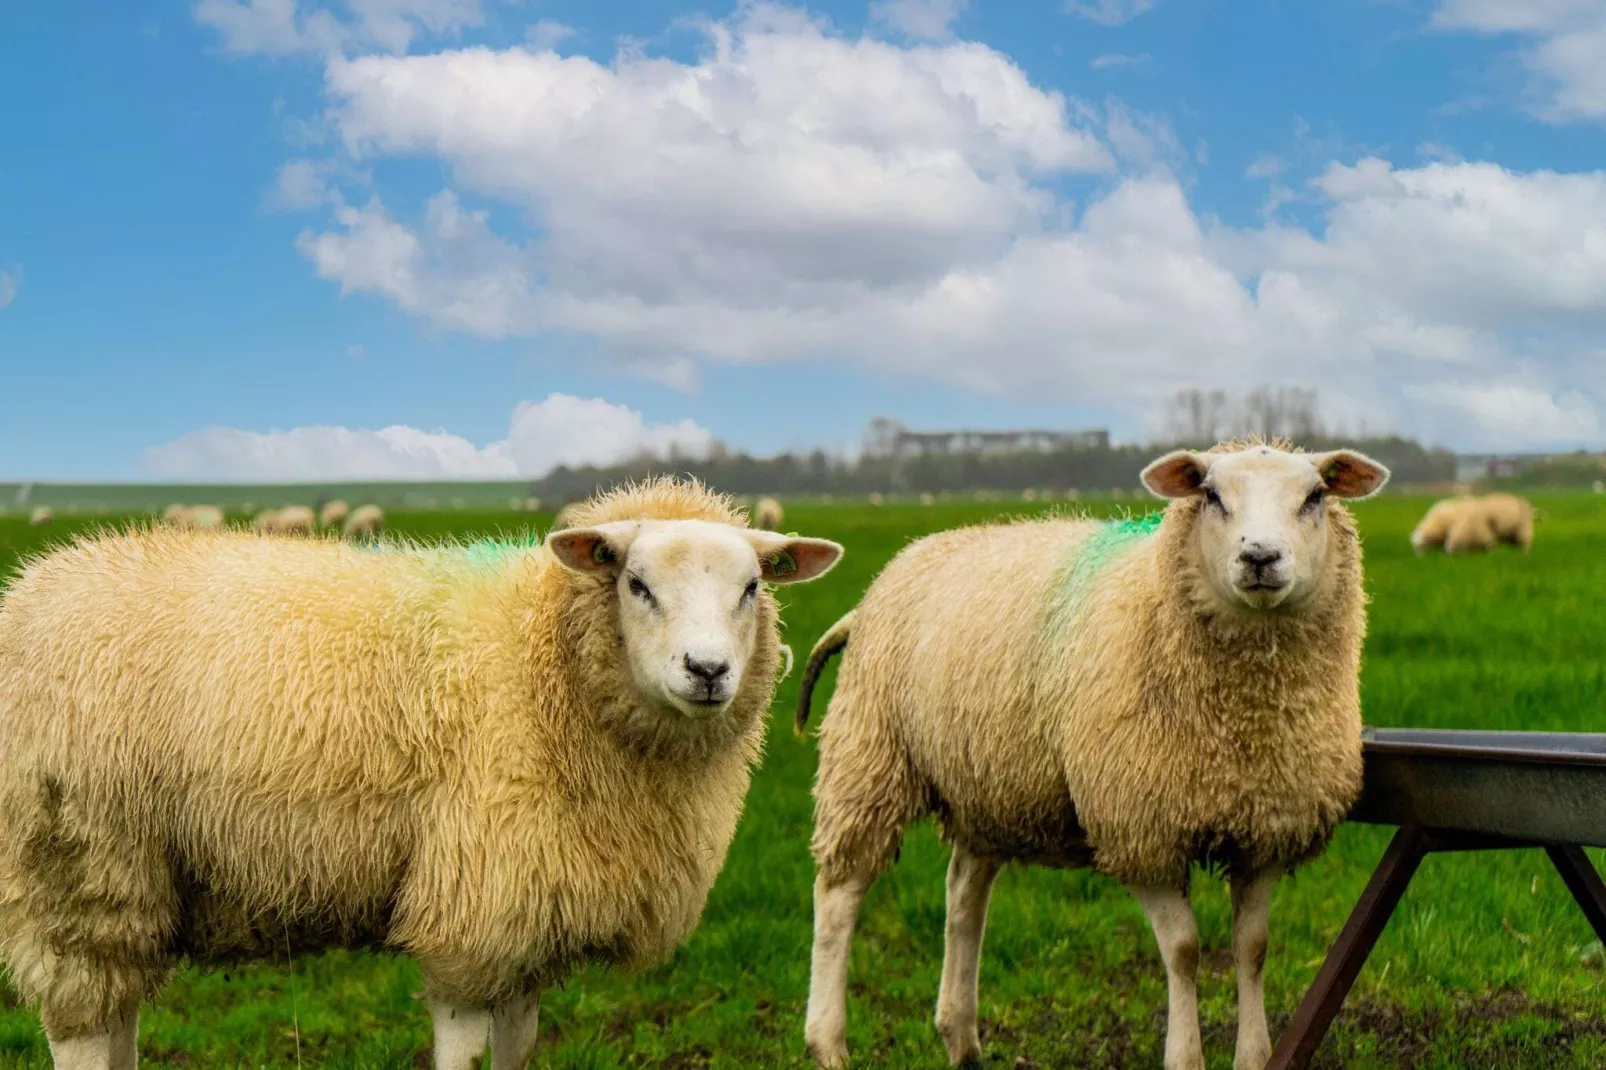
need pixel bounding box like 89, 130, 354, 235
1265, 826, 1429, 1070
1546, 845, 1606, 946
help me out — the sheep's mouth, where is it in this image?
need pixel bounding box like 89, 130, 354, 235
1240, 581, 1288, 592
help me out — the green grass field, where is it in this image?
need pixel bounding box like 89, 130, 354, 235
1, 494, 1604, 1068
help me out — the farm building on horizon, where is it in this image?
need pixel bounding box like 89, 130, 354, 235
862, 417, 1110, 460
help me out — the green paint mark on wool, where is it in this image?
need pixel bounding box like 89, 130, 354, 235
1048, 511, 1165, 629
454, 534, 542, 568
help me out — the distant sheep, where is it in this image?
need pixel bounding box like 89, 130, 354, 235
342, 504, 384, 540
162, 503, 188, 527
250, 509, 280, 534
319, 500, 351, 528
867, 493, 885, 507
27, 507, 52, 527
183, 505, 224, 531
1412, 494, 1534, 555
0, 478, 842, 1068
275, 505, 317, 537
753, 497, 784, 531
796, 440, 1389, 1070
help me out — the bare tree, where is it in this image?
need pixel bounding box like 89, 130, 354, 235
1160, 388, 1231, 445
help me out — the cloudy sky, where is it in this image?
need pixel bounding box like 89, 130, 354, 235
2, 0, 1605, 480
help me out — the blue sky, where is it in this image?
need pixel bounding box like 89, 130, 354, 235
2, 0, 1605, 481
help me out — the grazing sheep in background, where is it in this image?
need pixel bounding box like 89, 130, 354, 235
1479, 492, 1535, 551
867, 493, 885, 507
28, 507, 52, 527
1413, 494, 1535, 555
182, 505, 224, 531
753, 497, 784, 531
161, 504, 188, 527
0, 478, 842, 1070
796, 439, 1388, 1070
342, 504, 384, 540
1410, 497, 1470, 554
250, 508, 280, 534
919, 493, 936, 507
275, 505, 317, 537
320, 499, 351, 528
1022, 489, 1037, 502
525, 497, 542, 512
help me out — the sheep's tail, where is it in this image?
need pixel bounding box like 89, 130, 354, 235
794, 610, 855, 739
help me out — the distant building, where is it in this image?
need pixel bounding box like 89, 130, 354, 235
863, 418, 1109, 459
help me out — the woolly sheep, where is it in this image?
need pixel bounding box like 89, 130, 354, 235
867, 493, 885, 507
795, 440, 1389, 1070
0, 478, 842, 1070
161, 504, 188, 527
177, 505, 223, 531
275, 504, 317, 537
250, 508, 280, 534
28, 507, 52, 527
753, 497, 784, 531
343, 503, 384, 540
1413, 494, 1534, 555
319, 499, 351, 528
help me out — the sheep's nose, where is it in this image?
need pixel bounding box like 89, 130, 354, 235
1239, 545, 1284, 570
684, 654, 730, 683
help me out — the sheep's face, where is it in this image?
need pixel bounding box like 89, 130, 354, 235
1142, 445, 1390, 611
548, 520, 842, 719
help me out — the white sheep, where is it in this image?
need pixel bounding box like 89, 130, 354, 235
342, 503, 384, 540
0, 478, 842, 1070
795, 440, 1389, 1070
753, 497, 784, 532
28, 507, 53, 527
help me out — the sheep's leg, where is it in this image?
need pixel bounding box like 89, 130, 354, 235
804, 872, 872, 1069
934, 845, 1000, 1066
429, 1001, 491, 1070
1231, 869, 1278, 1070
46, 1005, 137, 1070
1133, 884, 1204, 1070
490, 994, 541, 1070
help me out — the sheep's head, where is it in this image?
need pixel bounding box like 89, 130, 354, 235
547, 519, 843, 719
1142, 444, 1389, 611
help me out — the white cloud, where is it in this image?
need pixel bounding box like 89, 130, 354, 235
1091, 52, 1148, 70
0, 271, 17, 310
1433, 0, 1606, 121
269, 6, 1606, 450
194, 0, 495, 57
869, 0, 966, 41
1404, 381, 1601, 449
1064, 0, 1155, 27
141, 394, 715, 481
524, 19, 575, 52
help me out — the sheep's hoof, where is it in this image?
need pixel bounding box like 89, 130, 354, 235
804, 1030, 849, 1069
936, 1019, 982, 1066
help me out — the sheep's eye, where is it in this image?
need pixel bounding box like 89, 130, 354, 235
627, 575, 653, 601
1302, 488, 1325, 513
1203, 487, 1224, 511
742, 578, 760, 601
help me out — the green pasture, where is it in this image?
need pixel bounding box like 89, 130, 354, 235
0, 494, 1604, 1068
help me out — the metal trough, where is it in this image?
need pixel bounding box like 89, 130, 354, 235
1269, 727, 1606, 1070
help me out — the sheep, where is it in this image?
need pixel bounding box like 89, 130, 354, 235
1412, 494, 1535, 555
1410, 496, 1471, 554
1479, 492, 1535, 551
919, 493, 936, 507
753, 497, 785, 531
250, 508, 281, 534
28, 507, 53, 527
169, 505, 223, 531
867, 493, 885, 507
343, 504, 384, 540
0, 478, 843, 1070
795, 439, 1389, 1070
161, 504, 188, 527
319, 499, 351, 528
275, 505, 317, 537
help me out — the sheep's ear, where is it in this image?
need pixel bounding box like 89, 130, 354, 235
546, 522, 639, 573
1141, 451, 1212, 499
745, 533, 844, 584
1313, 450, 1390, 499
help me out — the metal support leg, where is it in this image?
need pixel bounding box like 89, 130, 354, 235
1546, 845, 1606, 946
1265, 826, 1430, 1070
